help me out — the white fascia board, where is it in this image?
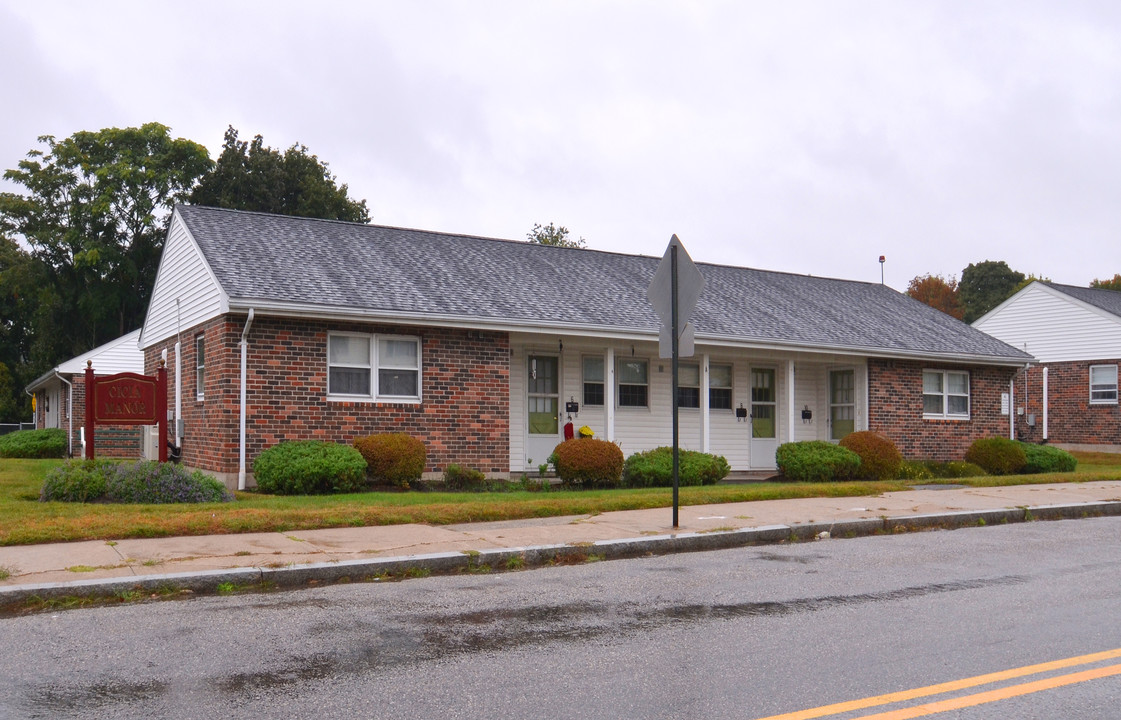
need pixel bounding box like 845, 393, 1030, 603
228, 299, 1034, 368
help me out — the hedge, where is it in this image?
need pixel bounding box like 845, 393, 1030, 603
0, 428, 67, 459
775, 441, 861, 482
40, 460, 233, 503
622, 447, 730, 487
254, 440, 368, 495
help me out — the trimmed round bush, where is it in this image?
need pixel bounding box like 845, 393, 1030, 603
964, 437, 1027, 476
0, 428, 67, 458
40, 460, 233, 503
254, 440, 368, 495
1017, 442, 1077, 474
353, 433, 426, 489
838, 431, 902, 481
551, 438, 624, 487
622, 447, 730, 487
775, 441, 861, 482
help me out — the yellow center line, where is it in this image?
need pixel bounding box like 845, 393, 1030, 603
752, 647, 1121, 720
851, 663, 1121, 719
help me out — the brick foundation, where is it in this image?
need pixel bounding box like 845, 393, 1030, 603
868, 358, 1016, 461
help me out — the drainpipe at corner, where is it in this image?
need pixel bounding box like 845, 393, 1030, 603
1042, 367, 1049, 441
238, 309, 255, 491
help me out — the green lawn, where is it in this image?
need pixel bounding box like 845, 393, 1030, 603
2, 452, 1119, 546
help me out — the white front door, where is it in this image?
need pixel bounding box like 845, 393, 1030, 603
45, 387, 60, 429
526, 355, 561, 468
749, 367, 778, 469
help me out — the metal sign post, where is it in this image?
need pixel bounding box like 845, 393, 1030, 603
647, 235, 705, 528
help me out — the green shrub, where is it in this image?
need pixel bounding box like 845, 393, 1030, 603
254, 440, 368, 495
1017, 442, 1077, 474
964, 437, 1027, 475
838, 431, 902, 481
0, 428, 67, 458
932, 460, 988, 478
622, 447, 731, 487
40, 460, 233, 503
39, 459, 114, 502
353, 433, 426, 488
443, 463, 486, 490
897, 460, 933, 481
551, 439, 624, 487
775, 441, 861, 482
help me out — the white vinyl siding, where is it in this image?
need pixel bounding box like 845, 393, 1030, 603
139, 212, 228, 349
1090, 364, 1119, 404
973, 283, 1121, 363
327, 333, 421, 401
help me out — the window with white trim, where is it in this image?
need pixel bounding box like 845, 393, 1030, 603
1090, 364, 1118, 404
677, 363, 700, 408
709, 364, 733, 410
923, 369, 969, 419
328, 333, 421, 401
196, 335, 205, 401
583, 356, 604, 406
617, 359, 648, 407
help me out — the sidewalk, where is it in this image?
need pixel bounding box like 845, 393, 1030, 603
2, 481, 1120, 604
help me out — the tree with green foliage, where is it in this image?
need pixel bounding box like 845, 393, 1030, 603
1091, 274, 1121, 291
0, 123, 213, 362
958, 260, 1025, 323
905, 273, 963, 319
190, 126, 370, 223
0, 235, 42, 411
527, 222, 586, 248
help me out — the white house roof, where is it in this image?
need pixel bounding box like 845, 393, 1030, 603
143, 205, 1033, 365
973, 281, 1121, 364
25, 329, 144, 392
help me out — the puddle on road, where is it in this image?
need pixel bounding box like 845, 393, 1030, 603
24, 679, 169, 714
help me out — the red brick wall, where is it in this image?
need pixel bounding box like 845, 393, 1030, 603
868, 358, 1016, 460
1012, 360, 1121, 445
145, 315, 511, 479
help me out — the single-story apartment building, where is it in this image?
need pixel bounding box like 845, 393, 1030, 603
139, 205, 1034, 488
24, 329, 145, 458
972, 281, 1121, 452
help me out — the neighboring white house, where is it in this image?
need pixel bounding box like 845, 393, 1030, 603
973, 281, 1121, 451
25, 329, 145, 457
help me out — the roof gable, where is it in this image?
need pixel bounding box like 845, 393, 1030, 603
172, 205, 1030, 364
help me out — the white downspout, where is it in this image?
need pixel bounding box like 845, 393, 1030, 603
238, 309, 255, 491
1009, 379, 1015, 440
55, 373, 73, 457
1042, 367, 1049, 441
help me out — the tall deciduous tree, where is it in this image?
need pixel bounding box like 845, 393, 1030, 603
190, 127, 370, 223
958, 260, 1025, 323
527, 222, 586, 248
0, 123, 213, 364
1091, 274, 1121, 291
905, 274, 963, 320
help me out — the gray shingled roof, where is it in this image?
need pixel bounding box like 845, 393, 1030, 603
1044, 282, 1121, 320
177, 205, 1031, 363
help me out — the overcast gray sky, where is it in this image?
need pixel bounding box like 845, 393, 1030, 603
3, 0, 1119, 290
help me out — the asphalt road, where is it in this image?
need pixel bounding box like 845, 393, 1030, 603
3, 517, 1120, 719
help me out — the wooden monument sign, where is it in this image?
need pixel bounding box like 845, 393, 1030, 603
84, 360, 167, 462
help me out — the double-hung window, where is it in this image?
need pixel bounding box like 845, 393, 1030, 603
1090, 364, 1119, 404
328, 333, 421, 401
617, 359, 648, 408
583, 356, 604, 406
196, 335, 205, 401
709, 364, 733, 410
677, 363, 700, 408
923, 369, 969, 419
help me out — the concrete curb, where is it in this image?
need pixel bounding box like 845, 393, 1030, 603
3, 501, 1121, 610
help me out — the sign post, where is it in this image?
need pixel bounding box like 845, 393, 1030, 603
85, 360, 168, 462
647, 235, 705, 528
